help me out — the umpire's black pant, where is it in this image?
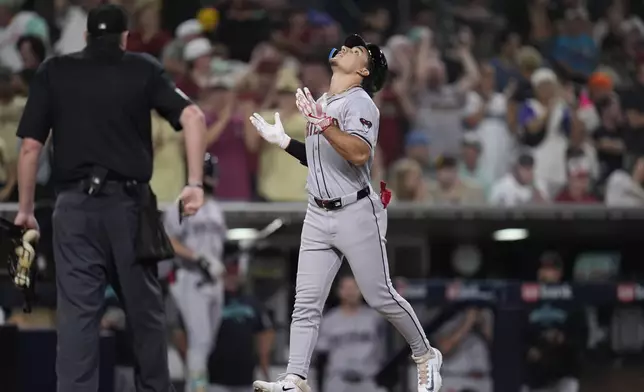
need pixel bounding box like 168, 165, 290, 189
53, 185, 174, 392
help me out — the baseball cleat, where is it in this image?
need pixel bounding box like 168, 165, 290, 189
412, 347, 443, 392
253, 374, 311, 392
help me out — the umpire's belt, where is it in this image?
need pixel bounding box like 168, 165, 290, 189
314, 187, 370, 211
56, 179, 141, 195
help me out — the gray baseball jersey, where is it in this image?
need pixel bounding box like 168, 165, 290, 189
317, 306, 385, 377
306, 87, 379, 199
285, 86, 432, 381
164, 198, 227, 270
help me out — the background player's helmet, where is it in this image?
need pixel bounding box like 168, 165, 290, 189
203, 152, 219, 194
329, 34, 388, 94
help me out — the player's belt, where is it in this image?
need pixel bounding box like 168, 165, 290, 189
314, 187, 370, 211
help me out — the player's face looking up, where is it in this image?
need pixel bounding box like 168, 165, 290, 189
330, 45, 370, 79
338, 276, 362, 307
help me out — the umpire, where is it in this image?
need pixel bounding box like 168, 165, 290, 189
14, 5, 207, 392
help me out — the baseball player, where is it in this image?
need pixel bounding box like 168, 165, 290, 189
248, 34, 443, 392
316, 274, 386, 392
164, 154, 227, 392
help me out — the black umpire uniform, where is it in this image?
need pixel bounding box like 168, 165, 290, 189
15, 5, 200, 392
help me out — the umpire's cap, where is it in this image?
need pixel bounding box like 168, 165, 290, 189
334, 34, 388, 94
87, 4, 129, 37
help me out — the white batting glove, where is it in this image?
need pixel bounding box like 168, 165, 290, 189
295, 87, 336, 132
249, 112, 291, 149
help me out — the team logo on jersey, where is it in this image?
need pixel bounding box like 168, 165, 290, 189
360, 118, 372, 128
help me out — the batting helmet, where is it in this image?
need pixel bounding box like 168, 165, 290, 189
329, 34, 388, 94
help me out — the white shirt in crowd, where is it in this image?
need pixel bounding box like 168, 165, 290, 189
605, 170, 644, 207
55, 6, 88, 55
463, 91, 514, 183
488, 173, 549, 207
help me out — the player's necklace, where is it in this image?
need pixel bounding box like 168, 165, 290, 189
327, 84, 361, 98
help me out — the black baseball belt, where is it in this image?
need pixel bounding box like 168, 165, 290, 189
314, 187, 370, 211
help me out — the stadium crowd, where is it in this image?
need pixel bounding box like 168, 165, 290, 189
0, 0, 641, 207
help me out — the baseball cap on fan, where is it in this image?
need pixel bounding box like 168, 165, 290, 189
87, 4, 129, 37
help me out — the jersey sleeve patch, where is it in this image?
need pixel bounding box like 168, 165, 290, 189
360, 118, 373, 129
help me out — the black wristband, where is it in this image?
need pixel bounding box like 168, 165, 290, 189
285, 139, 308, 167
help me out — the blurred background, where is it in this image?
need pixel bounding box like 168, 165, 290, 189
1, 0, 644, 391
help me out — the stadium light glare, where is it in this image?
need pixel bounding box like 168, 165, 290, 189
493, 228, 529, 242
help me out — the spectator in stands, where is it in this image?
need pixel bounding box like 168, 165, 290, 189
270, 7, 311, 58
215, 0, 271, 62
374, 35, 416, 167
413, 27, 479, 160
150, 111, 185, 203
523, 252, 587, 392
605, 154, 644, 206
490, 30, 522, 92
162, 19, 203, 79
593, 0, 644, 53
307, 10, 341, 51
428, 155, 485, 205
316, 274, 385, 392
361, 4, 391, 37
591, 74, 626, 183
459, 133, 491, 195
126, 0, 171, 58
579, 71, 616, 137
202, 74, 255, 201
300, 56, 331, 99
518, 68, 573, 197
254, 67, 308, 201
54, 0, 100, 55
551, 7, 597, 80
401, 130, 433, 180
13, 34, 46, 95
389, 157, 430, 203
555, 154, 600, 203
245, 42, 284, 105
0, 67, 24, 201
507, 46, 543, 133
489, 152, 549, 206
177, 37, 213, 99
0, 0, 49, 71
208, 263, 275, 392
622, 62, 644, 159
463, 62, 513, 183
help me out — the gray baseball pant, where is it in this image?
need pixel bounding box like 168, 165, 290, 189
286, 194, 430, 377
169, 270, 224, 384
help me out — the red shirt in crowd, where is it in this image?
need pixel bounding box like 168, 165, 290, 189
206, 112, 252, 201
126, 31, 172, 58
377, 86, 405, 167
175, 75, 202, 101
555, 190, 600, 203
